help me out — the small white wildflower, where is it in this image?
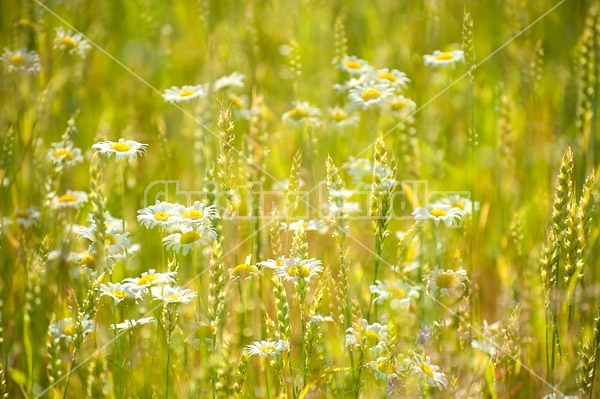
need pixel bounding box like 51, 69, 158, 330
412, 203, 464, 227
50, 190, 88, 210
213, 72, 245, 91
243, 340, 289, 358
1, 47, 41, 73
162, 84, 207, 102
162, 224, 216, 256
151, 286, 197, 304
92, 138, 148, 163
409, 354, 449, 390
424, 50, 464, 67
53, 27, 91, 57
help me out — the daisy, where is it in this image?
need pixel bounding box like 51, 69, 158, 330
272, 257, 323, 284
137, 200, 182, 231
7, 206, 40, 228
122, 269, 177, 292
428, 267, 469, 298
76, 226, 131, 256
282, 101, 321, 127
111, 317, 155, 333
229, 254, 260, 282
471, 320, 501, 358
346, 319, 387, 355
369, 356, 401, 381
412, 203, 464, 227
409, 354, 448, 390
424, 49, 465, 68
373, 68, 410, 90
151, 286, 197, 304
100, 282, 141, 305
162, 84, 206, 103
214, 72, 245, 91
370, 279, 419, 311
348, 82, 393, 110
326, 106, 360, 128
243, 340, 289, 358
50, 190, 88, 210
92, 138, 148, 162
1, 47, 41, 73
388, 95, 416, 119
338, 55, 372, 75
47, 141, 84, 167
78, 251, 96, 269
53, 27, 91, 58
48, 316, 94, 345
162, 224, 216, 256
435, 194, 478, 215
174, 201, 220, 225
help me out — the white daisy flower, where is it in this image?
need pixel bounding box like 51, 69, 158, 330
471, 320, 501, 358
229, 254, 260, 282
424, 50, 465, 68
338, 55, 372, 75
372, 68, 410, 90
243, 340, 289, 358
137, 200, 182, 231
53, 27, 91, 58
111, 317, 155, 332
368, 356, 401, 381
50, 190, 88, 210
92, 138, 148, 163
122, 269, 177, 292
282, 101, 321, 127
345, 319, 387, 355
326, 106, 360, 128
1, 47, 41, 73
214, 72, 245, 91
162, 84, 207, 102
348, 82, 393, 110
370, 279, 419, 311
174, 201, 220, 225
48, 316, 95, 345
151, 286, 197, 304
6, 206, 40, 228
272, 257, 324, 284
388, 95, 416, 119
435, 194, 479, 215
76, 226, 131, 257
412, 203, 464, 227
428, 267, 469, 298
409, 354, 448, 390
100, 282, 141, 305
47, 141, 84, 167
162, 224, 216, 256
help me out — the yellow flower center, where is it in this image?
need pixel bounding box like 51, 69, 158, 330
165, 294, 181, 301
232, 263, 257, 279
179, 89, 196, 97
377, 359, 395, 373
137, 274, 158, 286
391, 101, 408, 111
9, 54, 27, 67
60, 36, 78, 50
288, 108, 309, 121
419, 363, 434, 377
288, 265, 310, 278
361, 89, 381, 101
378, 72, 397, 82
392, 287, 406, 299
364, 330, 381, 345
330, 110, 347, 122
182, 209, 203, 220
230, 96, 243, 108
106, 234, 116, 245
260, 345, 276, 353
153, 211, 171, 222
79, 254, 95, 268
429, 209, 447, 217
345, 60, 362, 70
58, 194, 78, 203
112, 290, 126, 299
62, 324, 75, 335
180, 231, 201, 245
110, 142, 132, 152
54, 148, 74, 161
435, 272, 459, 289
435, 52, 455, 61
450, 201, 465, 210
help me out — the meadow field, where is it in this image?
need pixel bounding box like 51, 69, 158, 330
0, 0, 599, 397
